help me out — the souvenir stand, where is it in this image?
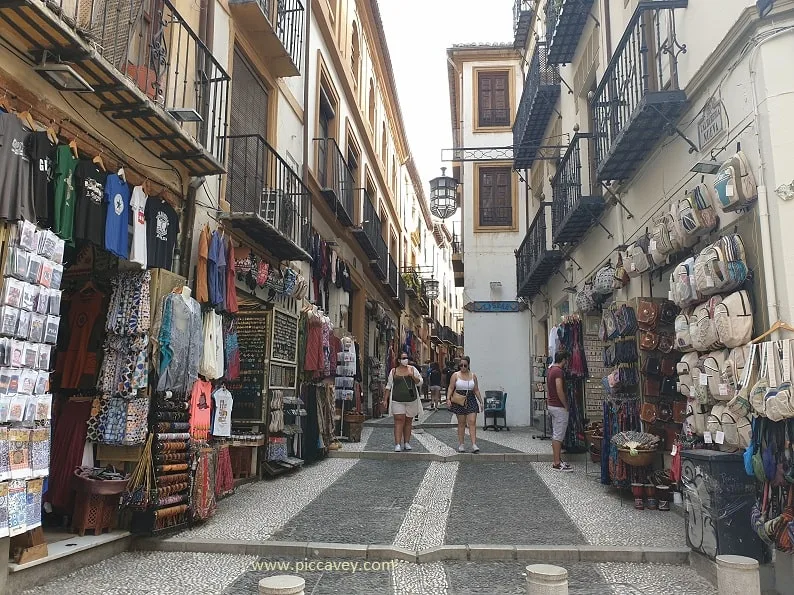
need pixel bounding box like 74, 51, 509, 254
552, 315, 588, 453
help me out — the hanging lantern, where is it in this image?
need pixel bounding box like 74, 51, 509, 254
424, 278, 440, 300
429, 167, 459, 219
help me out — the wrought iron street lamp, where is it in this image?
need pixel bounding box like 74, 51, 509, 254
424, 278, 440, 300
429, 167, 459, 219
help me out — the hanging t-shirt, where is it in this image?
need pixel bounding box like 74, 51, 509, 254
0, 114, 33, 223
103, 173, 131, 258
207, 231, 222, 306
145, 197, 179, 270
195, 225, 209, 303
225, 237, 238, 314
211, 387, 233, 437
189, 378, 213, 442
25, 131, 55, 226
129, 186, 147, 268
216, 233, 226, 312
53, 144, 79, 242
73, 160, 107, 247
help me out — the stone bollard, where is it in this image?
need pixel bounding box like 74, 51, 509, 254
526, 564, 568, 595
716, 555, 760, 595
258, 575, 306, 595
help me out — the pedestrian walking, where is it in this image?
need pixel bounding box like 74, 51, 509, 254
382, 352, 423, 452
428, 362, 442, 410
446, 355, 483, 453
547, 350, 573, 471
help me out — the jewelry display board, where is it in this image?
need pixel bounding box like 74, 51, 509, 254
271, 308, 298, 364
583, 315, 608, 420
269, 363, 297, 390
228, 310, 271, 423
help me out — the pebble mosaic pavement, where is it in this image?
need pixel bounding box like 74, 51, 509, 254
25, 419, 702, 594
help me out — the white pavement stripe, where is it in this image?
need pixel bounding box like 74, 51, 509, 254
392, 561, 449, 595
393, 461, 459, 550
414, 430, 457, 456
182, 458, 359, 540
530, 462, 686, 547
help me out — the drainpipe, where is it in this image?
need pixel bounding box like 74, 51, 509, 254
748, 28, 794, 331
303, 0, 311, 203
603, 0, 612, 59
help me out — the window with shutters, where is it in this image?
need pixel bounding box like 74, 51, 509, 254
226, 49, 270, 214
476, 70, 511, 129
476, 165, 515, 230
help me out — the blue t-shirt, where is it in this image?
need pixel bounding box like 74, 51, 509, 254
104, 174, 131, 258
207, 230, 222, 306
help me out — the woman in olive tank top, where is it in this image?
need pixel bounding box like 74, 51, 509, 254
382, 351, 423, 452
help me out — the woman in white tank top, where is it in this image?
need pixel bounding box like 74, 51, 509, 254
446, 355, 484, 453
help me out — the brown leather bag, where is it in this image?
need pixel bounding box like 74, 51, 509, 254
451, 392, 467, 406
661, 356, 678, 377
643, 376, 662, 398
658, 333, 674, 354
638, 299, 660, 331
640, 402, 658, 424
672, 401, 687, 424
640, 331, 660, 351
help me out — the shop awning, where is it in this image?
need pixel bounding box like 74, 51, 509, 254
220, 212, 312, 262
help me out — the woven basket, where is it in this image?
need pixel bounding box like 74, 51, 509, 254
618, 448, 656, 467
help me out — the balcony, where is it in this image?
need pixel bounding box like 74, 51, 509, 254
513, 0, 534, 49
430, 320, 441, 342
451, 234, 463, 273
229, 0, 304, 77
551, 133, 605, 245
314, 138, 355, 226
384, 255, 399, 298
222, 135, 311, 261
351, 190, 380, 261
372, 235, 388, 281
591, 0, 689, 181
516, 203, 563, 298
418, 283, 430, 316
513, 42, 560, 170
402, 270, 421, 299
396, 276, 406, 310
0, 0, 230, 176
546, 0, 596, 65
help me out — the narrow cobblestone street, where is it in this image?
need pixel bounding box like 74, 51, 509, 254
24, 412, 715, 594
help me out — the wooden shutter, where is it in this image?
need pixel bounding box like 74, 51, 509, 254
478, 71, 510, 127
228, 49, 269, 213
479, 167, 512, 227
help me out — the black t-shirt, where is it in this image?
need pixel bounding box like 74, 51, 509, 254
25, 131, 55, 226
429, 367, 442, 385
0, 114, 33, 222
73, 160, 107, 247
145, 197, 179, 270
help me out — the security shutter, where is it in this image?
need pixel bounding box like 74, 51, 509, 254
227, 49, 270, 213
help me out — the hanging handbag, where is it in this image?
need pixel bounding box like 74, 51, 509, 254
593, 263, 617, 295
672, 401, 687, 424
637, 299, 660, 331
640, 402, 658, 424
643, 377, 661, 398
614, 253, 630, 288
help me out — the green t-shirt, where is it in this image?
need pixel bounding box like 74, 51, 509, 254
53, 145, 78, 243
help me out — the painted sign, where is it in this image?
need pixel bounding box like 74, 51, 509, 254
463, 301, 528, 313
697, 97, 725, 149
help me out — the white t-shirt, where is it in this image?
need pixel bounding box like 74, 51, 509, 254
129, 186, 148, 268
212, 387, 233, 437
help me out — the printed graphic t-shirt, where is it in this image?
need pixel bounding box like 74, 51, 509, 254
211, 387, 233, 437
190, 378, 213, 441
53, 144, 78, 242
73, 160, 107, 247
145, 198, 179, 270
25, 131, 55, 226
0, 114, 33, 222
104, 173, 131, 258
129, 186, 148, 268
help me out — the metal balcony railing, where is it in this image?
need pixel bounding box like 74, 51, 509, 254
56, 0, 231, 164
272, 0, 305, 71
546, 0, 596, 65
372, 235, 388, 280
352, 189, 381, 261
513, 42, 560, 169
591, 0, 689, 181
314, 138, 355, 226
225, 134, 311, 254
551, 133, 605, 245
397, 275, 406, 309
388, 255, 399, 297
516, 203, 563, 298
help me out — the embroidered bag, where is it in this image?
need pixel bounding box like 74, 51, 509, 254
713, 151, 758, 212
593, 264, 617, 295
714, 290, 753, 349
675, 309, 695, 352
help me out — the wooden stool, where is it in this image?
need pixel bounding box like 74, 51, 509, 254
72, 492, 118, 536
